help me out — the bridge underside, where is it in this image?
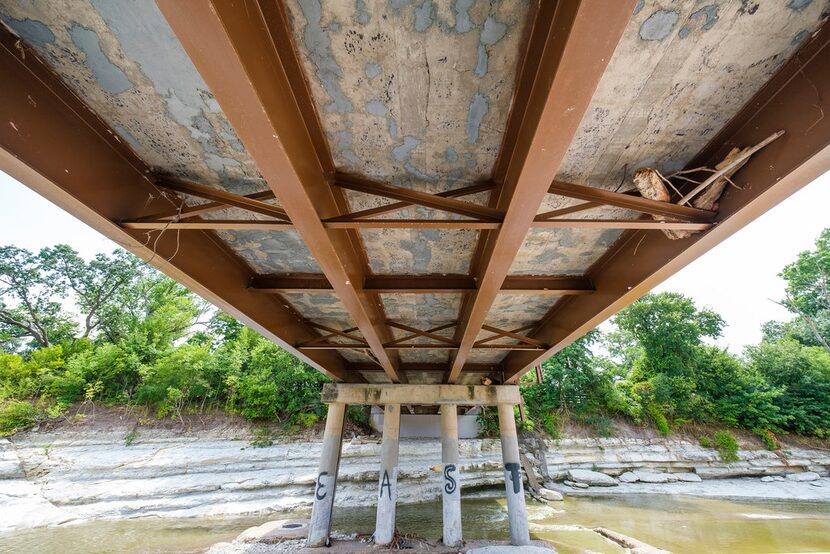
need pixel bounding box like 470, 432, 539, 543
2, 0, 830, 387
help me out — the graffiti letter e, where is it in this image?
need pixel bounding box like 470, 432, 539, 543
315, 471, 328, 500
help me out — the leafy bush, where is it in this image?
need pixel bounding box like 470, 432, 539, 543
755, 428, 779, 451
476, 407, 500, 438
0, 400, 39, 436
713, 430, 739, 463
347, 405, 371, 431
647, 402, 670, 435
579, 414, 615, 438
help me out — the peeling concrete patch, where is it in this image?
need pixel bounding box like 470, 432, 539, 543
414, 0, 434, 32
639, 9, 679, 41
219, 230, 320, 274
364, 62, 381, 79
361, 229, 479, 274
480, 16, 507, 45
474, 43, 488, 77
354, 0, 370, 25
69, 24, 132, 94
466, 92, 489, 144
296, 0, 353, 114
0, 16, 55, 48
792, 29, 810, 44
690, 5, 719, 31
366, 100, 389, 117
453, 0, 475, 33
789, 0, 813, 11
392, 135, 422, 162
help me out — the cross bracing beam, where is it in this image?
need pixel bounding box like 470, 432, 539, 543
296, 320, 545, 351
446, 0, 638, 383
248, 275, 595, 295
501, 21, 830, 383
334, 174, 504, 221
0, 25, 358, 383
134, 189, 277, 223
327, 181, 497, 221
154, 177, 290, 220
298, 344, 547, 351
348, 363, 500, 374
158, 0, 404, 383
121, 218, 712, 231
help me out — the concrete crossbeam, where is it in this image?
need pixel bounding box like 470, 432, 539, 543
322, 384, 520, 406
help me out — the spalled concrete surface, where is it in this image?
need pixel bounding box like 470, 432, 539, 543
283, 0, 532, 367
4, 1, 830, 375
495, 0, 830, 366
0, 0, 326, 303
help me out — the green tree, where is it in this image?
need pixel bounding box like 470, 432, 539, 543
0, 246, 77, 350
746, 338, 830, 436
522, 330, 614, 415
779, 228, 830, 353
39, 245, 141, 339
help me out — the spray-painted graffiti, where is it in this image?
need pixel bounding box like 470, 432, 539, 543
379, 469, 393, 499
443, 464, 457, 494
505, 462, 521, 494
315, 471, 329, 500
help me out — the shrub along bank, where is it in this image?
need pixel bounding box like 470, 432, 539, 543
3, 230, 830, 445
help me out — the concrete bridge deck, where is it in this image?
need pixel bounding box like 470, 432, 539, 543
3, 0, 830, 548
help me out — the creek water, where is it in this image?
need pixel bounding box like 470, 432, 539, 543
3, 490, 830, 553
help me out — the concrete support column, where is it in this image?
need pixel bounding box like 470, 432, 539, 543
440, 404, 462, 547
307, 403, 346, 547
374, 404, 401, 545
498, 403, 530, 546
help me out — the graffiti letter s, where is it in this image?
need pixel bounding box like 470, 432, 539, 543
443, 464, 457, 495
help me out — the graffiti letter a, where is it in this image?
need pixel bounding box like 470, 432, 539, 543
379, 469, 393, 499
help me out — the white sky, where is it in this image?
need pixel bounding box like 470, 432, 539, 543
1, 169, 828, 353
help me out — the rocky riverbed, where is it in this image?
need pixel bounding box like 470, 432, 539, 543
2, 426, 829, 532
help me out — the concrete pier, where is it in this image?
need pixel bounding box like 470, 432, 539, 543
498, 403, 530, 546
440, 404, 462, 547
374, 404, 401, 545
306, 403, 346, 547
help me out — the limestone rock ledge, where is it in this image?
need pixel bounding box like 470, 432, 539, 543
1, 432, 828, 532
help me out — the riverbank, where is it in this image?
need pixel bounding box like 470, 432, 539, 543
2, 414, 829, 533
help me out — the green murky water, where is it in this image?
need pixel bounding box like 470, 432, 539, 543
3, 491, 830, 553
